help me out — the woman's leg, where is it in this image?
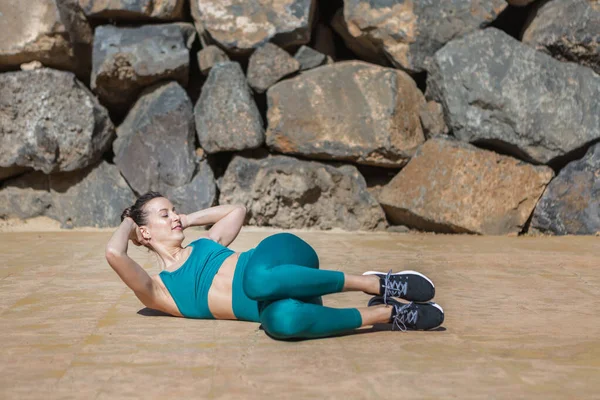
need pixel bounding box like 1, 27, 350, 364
259, 298, 392, 340
243, 233, 379, 301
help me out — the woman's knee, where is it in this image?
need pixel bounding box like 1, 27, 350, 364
260, 299, 310, 340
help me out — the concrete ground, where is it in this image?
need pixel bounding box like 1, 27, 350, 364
1, 228, 598, 399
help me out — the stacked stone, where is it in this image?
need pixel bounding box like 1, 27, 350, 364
0, 0, 598, 235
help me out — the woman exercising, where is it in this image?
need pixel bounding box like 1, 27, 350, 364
105, 192, 444, 340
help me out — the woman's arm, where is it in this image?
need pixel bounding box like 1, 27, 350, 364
105, 218, 157, 306
181, 204, 246, 247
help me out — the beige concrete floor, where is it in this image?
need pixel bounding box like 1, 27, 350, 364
0, 228, 599, 399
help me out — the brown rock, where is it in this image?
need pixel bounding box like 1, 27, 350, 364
197, 45, 229, 76
331, 0, 506, 73
191, 0, 317, 55
247, 43, 300, 93
419, 101, 449, 139
266, 61, 425, 168
379, 138, 554, 235
0, 0, 77, 73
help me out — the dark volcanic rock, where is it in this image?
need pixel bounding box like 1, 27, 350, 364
219, 155, 388, 231
165, 161, 217, 215
48, 161, 136, 228
522, 0, 600, 75
114, 82, 196, 195
294, 45, 327, 71
379, 138, 554, 235
194, 62, 264, 154
247, 43, 300, 93
266, 61, 425, 168
79, 0, 185, 20
0, 69, 114, 179
91, 23, 195, 111
530, 142, 600, 235
427, 28, 600, 165
0, 161, 135, 228
0, 172, 51, 219
331, 0, 506, 73
56, 0, 94, 80
190, 0, 317, 55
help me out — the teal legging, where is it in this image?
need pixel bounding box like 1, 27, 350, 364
242, 233, 363, 340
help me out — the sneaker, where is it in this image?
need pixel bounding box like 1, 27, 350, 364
363, 269, 435, 303
368, 296, 444, 331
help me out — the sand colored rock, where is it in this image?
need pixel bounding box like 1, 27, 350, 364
0, 0, 76, 72
190, 0, 316, 55
331, 0, 506, 73
379, 138, 554, 235
266, 61, 425, 168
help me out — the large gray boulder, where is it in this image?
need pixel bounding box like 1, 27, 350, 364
0, 172, 52, 219
194, 62, 264, 154
530, 142, 600, 236
522, 0, 600, 75
91, 23, 195, 111
379, 138, 554, 235
114, 82, 196, 195
219, 155, 388, 231
266, 61, 425, 168
47, 161, 136, 228
0, 161, 135, 228
78, 0, 185, 20
165, 161, 217, 215
0, 0, 77, 73
247, 43, 300, 93
427, 28, 600, 165
0, 69, 114, 179
190, 0, 316, 55
331, 0, 506, 73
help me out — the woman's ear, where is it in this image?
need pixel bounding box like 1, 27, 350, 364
140, 226, 151, 240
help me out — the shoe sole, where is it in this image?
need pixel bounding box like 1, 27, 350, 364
362, 270, 435, 288
422, 302, 444, 330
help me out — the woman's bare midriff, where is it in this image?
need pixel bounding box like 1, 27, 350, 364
150, 252, 240, 319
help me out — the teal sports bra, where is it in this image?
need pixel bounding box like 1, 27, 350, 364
159, 237, 235, 319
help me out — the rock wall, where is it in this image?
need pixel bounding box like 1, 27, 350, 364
0, 0, 598, 235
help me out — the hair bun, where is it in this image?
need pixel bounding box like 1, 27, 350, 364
121, 206, 133, 221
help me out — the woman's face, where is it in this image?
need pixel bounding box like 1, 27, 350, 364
141, 197, 184, 246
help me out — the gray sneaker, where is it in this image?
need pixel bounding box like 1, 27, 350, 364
368, 296, 444, 331
363, 269, 435, 303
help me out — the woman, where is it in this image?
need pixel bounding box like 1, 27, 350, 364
105, 192, 444, 340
